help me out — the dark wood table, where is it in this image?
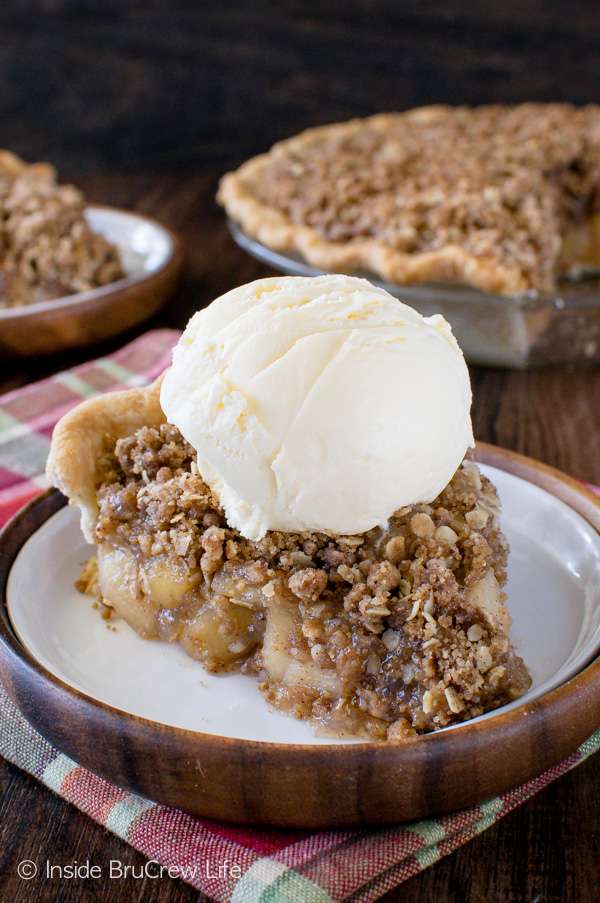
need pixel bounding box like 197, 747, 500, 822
1, 169, 600, 902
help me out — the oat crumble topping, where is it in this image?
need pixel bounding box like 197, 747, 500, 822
86, 422, 531, 741
0, 152, 124, 308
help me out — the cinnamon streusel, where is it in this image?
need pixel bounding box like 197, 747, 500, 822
0, 150, 124, 308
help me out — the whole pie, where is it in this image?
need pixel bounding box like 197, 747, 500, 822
218, 104, 600, 296
47, 275, 531, 741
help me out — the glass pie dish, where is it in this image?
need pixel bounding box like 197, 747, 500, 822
229, 220, 600, 369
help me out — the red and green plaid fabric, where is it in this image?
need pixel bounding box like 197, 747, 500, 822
1, 329, 599, 902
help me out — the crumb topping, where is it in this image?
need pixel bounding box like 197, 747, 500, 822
244, 104, 600, 293
0, 152, 124, 308
91, 422, 531, 740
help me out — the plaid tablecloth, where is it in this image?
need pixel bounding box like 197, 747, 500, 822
1, 329, 599, 902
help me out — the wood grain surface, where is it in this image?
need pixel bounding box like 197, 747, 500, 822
2, 1, 600, 172
1, 168, 600, 898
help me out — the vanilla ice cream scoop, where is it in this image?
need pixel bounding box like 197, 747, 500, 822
161, 275, 474, 540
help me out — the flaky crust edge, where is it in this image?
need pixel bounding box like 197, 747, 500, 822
217, 109, 529, 297
46, 377, 166, 542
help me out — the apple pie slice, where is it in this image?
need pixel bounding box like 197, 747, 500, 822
47, 379, 530, 741
0, 150, 124, 308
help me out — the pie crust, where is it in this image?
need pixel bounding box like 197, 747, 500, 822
218, 105, 600, 296
47, 378, 164, 542
47, 382, 531, 740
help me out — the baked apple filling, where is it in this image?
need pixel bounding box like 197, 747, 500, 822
76, 422, 530, 740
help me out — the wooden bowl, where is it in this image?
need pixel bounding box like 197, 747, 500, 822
1, 444, 599, 828
0, 205, 184, 357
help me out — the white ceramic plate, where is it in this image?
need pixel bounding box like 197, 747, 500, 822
0, 205, 175, 321
7, 464, 600, 745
